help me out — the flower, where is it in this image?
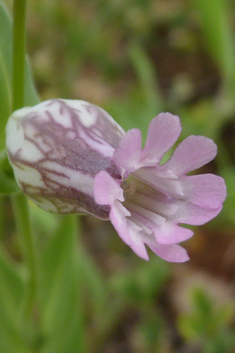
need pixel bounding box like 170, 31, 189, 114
6, 99, 226, 262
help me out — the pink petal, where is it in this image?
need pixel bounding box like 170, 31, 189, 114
182, 174, 226, 209
134, 167, 183, 196
110, 202, 149, 260
154, 222, 194, 245
165, 136, 217, 176
109, 201, 132, 246
94, 170, 124, 205
113, 128, 142, 174
140, 113, 181, 165
174, 201, 223, 225
127, 192, 178, 219
94, 171, 149, 260
148, 243, 189, 262
127, 205, 166, 236
129, 225, 150, 260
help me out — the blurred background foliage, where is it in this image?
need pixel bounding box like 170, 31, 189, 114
1, 0, 235, 352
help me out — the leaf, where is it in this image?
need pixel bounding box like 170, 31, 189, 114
219, 167, 235, 227
194, 0, 235, 86
0, 246, 24, 309
0, 246, 25, 353
41, 312, 85, 353
0, 149, 20, 194
128, 41, 163, 116
24, 57, 39, 107
0, 325, 24, 353
39, 215, 85, 352
40, 287, 85, 353
111, 256, 170, 304
39, 216, 76, 308
0, 1, 39, 151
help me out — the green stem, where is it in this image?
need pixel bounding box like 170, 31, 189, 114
12, 194, 37, 323
12, 0, 27, 111
11, 0, 38, 329
0, 196, 4, 240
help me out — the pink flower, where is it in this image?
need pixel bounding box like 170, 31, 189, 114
94, 113, 226, 262
6, 99, 226, 262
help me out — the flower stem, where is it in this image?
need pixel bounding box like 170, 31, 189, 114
12, 0, 27, 111
12, 194, 37, 322
11, 0, 38, 327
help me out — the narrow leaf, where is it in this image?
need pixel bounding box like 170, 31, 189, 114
129, 41, 163, 115
39, 215, 84, 349
0, 246, 25, 352
194, 0, 235, 86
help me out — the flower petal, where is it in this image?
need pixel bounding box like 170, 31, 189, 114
128, 225, 150, 260
174, 201, 223, 225
113, 128, 142, 175
154, 222, 194, 245
126, 202, 166, 230
165, 136, 217, 176
110, 202, 149, 260
127, 192, 178, 219
148, 243, 189, 262
140, 113, 181, 165
181, 174, 226, 209
95, 171, 150, 260
109, 201, 132, 246
94, 170, 124, 205
134, 166, 183, 196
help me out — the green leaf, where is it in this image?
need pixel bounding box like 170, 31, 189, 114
0, 247, 23, 309
106, 42, 164, 140
39, 216, 76, 309
219, 167, 235, 227
0, 1, 39, 151
0, 245, 25, 353
40, 297, 85, 353
194, 0, 235, 88
0, 325, 25, 353
39, 216, 85, 352
30, 204, 60, 239
128, 41, 163, 116
193, 288, 212, 317
24, 56, 39, 108
0, 149, 20, 194
111, 256, 170, 304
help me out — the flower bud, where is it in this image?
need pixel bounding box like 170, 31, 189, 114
6, 99, 124, 218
